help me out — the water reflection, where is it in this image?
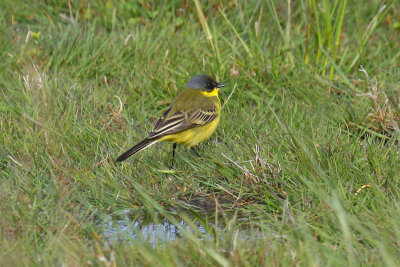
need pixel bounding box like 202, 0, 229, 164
101, 210, 210, 244
100, 210, 261, 244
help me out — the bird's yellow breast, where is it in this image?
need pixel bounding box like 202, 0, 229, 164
159, 89, 221, 147
160, 115, 220, 147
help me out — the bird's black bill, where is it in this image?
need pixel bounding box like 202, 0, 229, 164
217, 82, 227, 88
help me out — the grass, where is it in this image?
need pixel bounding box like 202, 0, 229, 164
1, 0, 400, 266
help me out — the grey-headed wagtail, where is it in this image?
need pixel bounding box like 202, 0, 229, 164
116, 74, 227, 166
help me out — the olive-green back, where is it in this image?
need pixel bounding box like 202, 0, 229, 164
167, 88, 219, 117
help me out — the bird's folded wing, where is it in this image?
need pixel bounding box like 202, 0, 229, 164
148, 107, 217, 139
152, 107, 171, 131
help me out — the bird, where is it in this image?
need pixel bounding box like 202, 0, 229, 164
116, 74, 227, 167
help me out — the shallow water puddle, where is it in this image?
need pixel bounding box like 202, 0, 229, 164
102, 216, 208, 244
100, 210, 261, 244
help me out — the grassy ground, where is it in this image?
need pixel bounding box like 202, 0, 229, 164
1, 0, 400, 266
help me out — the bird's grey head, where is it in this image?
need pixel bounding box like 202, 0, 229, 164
186, 74, 227, 92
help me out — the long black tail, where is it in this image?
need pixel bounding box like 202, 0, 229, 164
116, 138, 158, 162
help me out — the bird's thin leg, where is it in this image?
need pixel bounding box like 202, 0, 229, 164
191, 147, 201, 157
169, 143, 177, 169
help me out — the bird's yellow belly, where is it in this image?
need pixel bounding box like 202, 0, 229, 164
159, 116, 220, 147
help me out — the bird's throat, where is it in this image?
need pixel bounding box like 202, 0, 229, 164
201, 88, 219, 97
